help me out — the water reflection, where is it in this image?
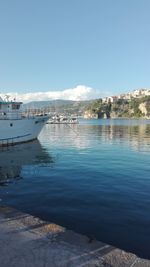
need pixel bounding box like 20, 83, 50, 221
91, 124, 150, 153
1, 120, 150, 258
40, 121, 150, 153
0, 140, 54, 185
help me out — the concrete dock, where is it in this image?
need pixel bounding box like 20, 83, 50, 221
0, 205, 150, 267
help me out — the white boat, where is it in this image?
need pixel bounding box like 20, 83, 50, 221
47, 115, 79, 124
0, 96, 49, 146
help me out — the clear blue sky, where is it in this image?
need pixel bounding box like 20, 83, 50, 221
0, 0, 150, 95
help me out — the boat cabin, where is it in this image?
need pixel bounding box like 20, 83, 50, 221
0, 98, 23, 119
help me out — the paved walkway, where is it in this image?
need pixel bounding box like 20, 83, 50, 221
0, 206, 150, 267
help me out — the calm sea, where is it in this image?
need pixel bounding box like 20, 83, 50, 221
0, 119, 150, 259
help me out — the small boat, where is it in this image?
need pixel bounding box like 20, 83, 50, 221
47, 115, 78, 124
0, 96, 49, 146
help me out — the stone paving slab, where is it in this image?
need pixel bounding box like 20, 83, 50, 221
0, 205, 149, 267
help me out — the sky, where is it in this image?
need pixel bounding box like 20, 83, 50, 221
0, 0, 150, 102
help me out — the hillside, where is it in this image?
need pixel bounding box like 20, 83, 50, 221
22, 95, 150, 119
85, 96, 150, 119
23, 99, 93, 116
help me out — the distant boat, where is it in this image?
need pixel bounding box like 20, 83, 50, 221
47, 115, 79, 124
0, 96, 49, 146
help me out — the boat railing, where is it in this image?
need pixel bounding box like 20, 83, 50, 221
0, 111, 48, 120
22, 109, 48, 118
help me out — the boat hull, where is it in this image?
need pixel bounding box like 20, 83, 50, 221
0, 115, 48, 146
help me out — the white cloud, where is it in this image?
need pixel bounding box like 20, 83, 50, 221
1, 85, 107, 103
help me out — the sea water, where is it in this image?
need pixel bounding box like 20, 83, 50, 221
0, 119, 150, 259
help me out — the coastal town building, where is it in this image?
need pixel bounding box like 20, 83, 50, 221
102, 89, 150, 104
132, 89, 150, 98
102, 96, 118, 103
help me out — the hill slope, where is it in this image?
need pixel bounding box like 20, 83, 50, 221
85, 96, 150, 118
23, 99, 93, 115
